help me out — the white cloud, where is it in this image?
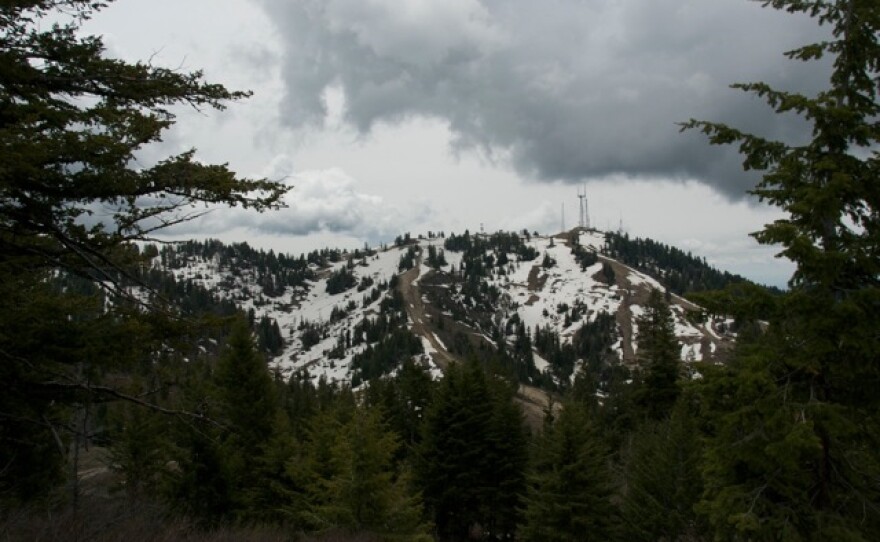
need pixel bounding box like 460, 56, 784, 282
167, 164, 425, 241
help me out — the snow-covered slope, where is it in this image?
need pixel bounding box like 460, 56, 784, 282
154, 230, 732, 388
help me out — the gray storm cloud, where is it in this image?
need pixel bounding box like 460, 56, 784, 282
256, 0, 830, 197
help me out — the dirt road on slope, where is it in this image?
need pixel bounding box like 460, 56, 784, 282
398, 262, 456, 369
398, 257, 554, 428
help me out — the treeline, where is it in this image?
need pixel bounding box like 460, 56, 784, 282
87, 289, 718, 541
159, 239, 318, 296
603, 231, 748, 294
444, 230, 539, 263
8, 254, 879, 541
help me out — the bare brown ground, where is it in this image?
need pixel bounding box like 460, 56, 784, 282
398, 263, 456, 370
526, 264, 548, 292
398, 258, 552, 428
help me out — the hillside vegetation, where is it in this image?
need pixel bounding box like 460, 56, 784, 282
3, 1, 878, 541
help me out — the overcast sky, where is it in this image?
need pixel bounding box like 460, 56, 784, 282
82, 0, 833, 287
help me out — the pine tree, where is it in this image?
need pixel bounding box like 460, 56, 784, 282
0, 0, 287, 502
306, 407, 431, 541
683, 1, 880, 538
366, 359, 436, 451
108, 400, 169, 500
215, 319, 279, 452
163, 318, 292, 524
617, 400, 703, 542
416, 360, 527, 540
634, 290, 681, 420
214, 319, 289, 520
520, 401, 615, 542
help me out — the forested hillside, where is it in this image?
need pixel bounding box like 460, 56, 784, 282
603, 231, 749, 294
2, 1, 878, 541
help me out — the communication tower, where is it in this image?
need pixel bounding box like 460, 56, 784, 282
577, 184, 590, 229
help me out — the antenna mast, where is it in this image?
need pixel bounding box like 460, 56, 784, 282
577, 185, 587, 229
583, 184, 590, 229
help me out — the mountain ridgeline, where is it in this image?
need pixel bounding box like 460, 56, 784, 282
4, 2, 875, 538
0, 228, 853, 541
603, 231, 754, 295
135, 230, 754, 395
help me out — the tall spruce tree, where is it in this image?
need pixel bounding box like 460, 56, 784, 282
416, 360, 527, 540
213, 319, 287, 520
0, 0, 287, 502
634, 290, 681, 420
520, 401, 615, 542
163, 319, 291, 524
683, 1, 880, 539
617, 400, 703, 542
305, 407, 431, 541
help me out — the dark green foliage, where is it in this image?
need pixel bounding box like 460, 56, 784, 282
604, 232, 754, 294
595, 364, 640, 453
444, 230, 538, 262
256, 315, 284, 356
520, 401, 615, 542
687, 280, 779, 325
617, 400, 703, 542
161, 239, 317, 291
326, 266, 357, 295
0, 0, 286, 504
357, 275, 375, 292
365, 360, 436, 450
350, 329, 424, 386
426, 244, 448, 268
491, 314, 545, 386
634, 290, 681, 421
394, 233, 413, 247
695, 326, 880, 541
600, 261, 616, 284
108, 401, 169, 500
164, 319, 294, 524
571, 243, 598, 270
573, 312, 618, 377
0, 1, 286, 280
531, 312, 619, 392
165, 418, 234, 524
302, 408, 432, 541
215, 320, 279, 452
683, 1, 880, 539
299, 320, 324, 351
398, 245, 419, 271
534, 324, 577, 383
416, 361, 527, 540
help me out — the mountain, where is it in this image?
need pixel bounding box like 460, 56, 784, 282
145, 228, 744, 422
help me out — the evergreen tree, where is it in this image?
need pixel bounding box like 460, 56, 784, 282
108, 400, 169, 500
164, 318, 293, 524
0, 0, 286, 502
214, 319, 289, 520
617, 400, 703, 542
416, 360, 527, 540
684, 1, 880, 538
483, 372, 529, 537
215, 320, 279, 451
634, 290, 681, 420
520, 401, 615, 542
306, 407, 431, 541
367, 360, 436, 451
